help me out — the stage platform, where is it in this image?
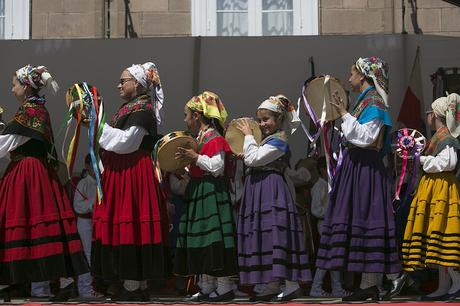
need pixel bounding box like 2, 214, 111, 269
3, 296, 459, 305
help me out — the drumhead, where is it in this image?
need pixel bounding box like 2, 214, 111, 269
225, 118, 262, 155
157, 132, 198, 172
306, 76, 346, 123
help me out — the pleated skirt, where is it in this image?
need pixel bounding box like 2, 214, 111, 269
402, 172, 460, 270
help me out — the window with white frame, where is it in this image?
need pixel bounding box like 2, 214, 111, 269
192, 0, 318, 36
0, 0, 29, 39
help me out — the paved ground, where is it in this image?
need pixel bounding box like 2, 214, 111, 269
2, 296, 459, 304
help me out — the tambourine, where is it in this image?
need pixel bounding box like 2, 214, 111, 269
0, 106, 5, 132
391, 128, 426, 159
391, 128, 426, 200
157, 131, 198, 172
225, 118, 262, 155
305, 75, 347, 123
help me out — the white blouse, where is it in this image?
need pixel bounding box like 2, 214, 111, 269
420, 146, 457, 173
310, 177, 329, 219
243, 135, 285, 167
0, 134, 30, 159
73, 175, 96, 215
196, 151, 225, 177
341, 113, 383, 147
99, 124, 147, 154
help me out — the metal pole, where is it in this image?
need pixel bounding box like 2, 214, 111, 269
401, 0, 407, 34
107, 0, 111, 39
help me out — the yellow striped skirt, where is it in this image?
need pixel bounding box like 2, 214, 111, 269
401, 172, 460, 271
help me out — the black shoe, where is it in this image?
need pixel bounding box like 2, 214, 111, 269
418, 293, 449, 301
207, 290, 235, 302
112, 287, 147, 302
249, 292, 278, 302
342, 286, 380, 302
445, 288, 460, 301
382, 272, 408, 300
184, 291, 209, 302
50, 282, 78, 302
0, 286, 11, 303
271, 288, 303, 302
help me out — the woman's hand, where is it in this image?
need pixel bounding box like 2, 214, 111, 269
330, 90, 348, 116
236, 119, 253, 136
81, 118, 90, 128
175, 147, 198, 163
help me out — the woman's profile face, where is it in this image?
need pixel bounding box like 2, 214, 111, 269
183, 105, 200, 135
348, 65, 363, 93
117, 70, 137, 101
11, 75, 27, 103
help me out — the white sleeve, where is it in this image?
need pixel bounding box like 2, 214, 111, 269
243, 135, 285, 167
311, 180, 328, 219
99, 124, 147, 154
196, 151, 225, 177
73, 178, 96, 214
420, 146, 457, 173
0, 134, 30, 159
341, 113, 383, 147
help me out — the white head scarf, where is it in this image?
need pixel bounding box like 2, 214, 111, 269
258, 95, 300, 135
127, 62, 165, 126
432, 93, 460, 138
16, 64, 59, 94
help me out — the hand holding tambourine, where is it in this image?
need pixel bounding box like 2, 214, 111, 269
235, 119, 254, 136
330, 90, 348, 116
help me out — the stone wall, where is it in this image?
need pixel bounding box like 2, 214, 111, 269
31, 0, 191, 39
320, 0, 460, 36
31, 0, 459, 38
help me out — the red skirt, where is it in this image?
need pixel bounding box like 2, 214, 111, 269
0, 157, 88, 284
92, 150, 169, 281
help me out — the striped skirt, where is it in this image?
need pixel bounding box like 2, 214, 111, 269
174, 176, 238, 277
315, 148, 401, 273
237, 171, 311, 285
402, 172, 460, 270
0, 157, 88, 284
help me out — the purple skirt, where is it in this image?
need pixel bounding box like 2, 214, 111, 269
237, 171, 311, 285
316, 147, 401, 273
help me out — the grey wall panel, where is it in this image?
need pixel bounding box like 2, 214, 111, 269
0, 34, 459, 173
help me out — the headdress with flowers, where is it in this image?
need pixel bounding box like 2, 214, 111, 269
186, 91, 228, 128
431, 93, 460, 138
355, 57, 389, 106
15, 64, 59, 95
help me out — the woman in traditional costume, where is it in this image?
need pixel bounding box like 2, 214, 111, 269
236, 95, 311, 302
174, 91, 238, 302
0, 65, 87, 301
402, 93, 460, 301
91, 62, 169, 301
316, 57, 402, 301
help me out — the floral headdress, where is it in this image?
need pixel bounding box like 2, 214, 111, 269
355, 57, 389, 106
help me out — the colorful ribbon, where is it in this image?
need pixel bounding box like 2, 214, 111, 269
62, 82, 105, 204
297, 76, 340, 189
83, 82, 104, 204
393, 128, 425, 201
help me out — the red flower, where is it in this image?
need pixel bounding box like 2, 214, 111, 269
26, 107, 37, 117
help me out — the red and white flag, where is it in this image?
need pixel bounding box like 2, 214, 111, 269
397, 46, 425, 132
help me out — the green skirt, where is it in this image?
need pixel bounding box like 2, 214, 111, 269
174, 176, 238, 277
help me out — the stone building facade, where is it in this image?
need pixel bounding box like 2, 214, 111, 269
27, 0, 460, 39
